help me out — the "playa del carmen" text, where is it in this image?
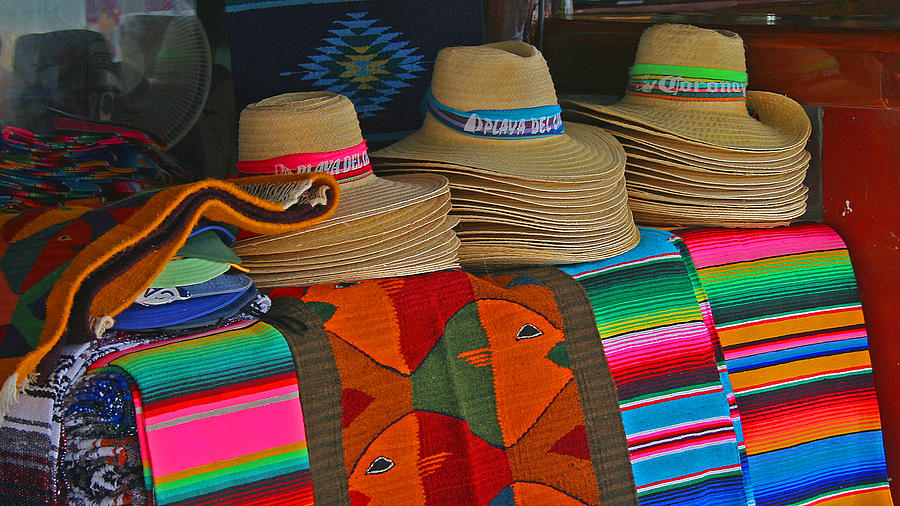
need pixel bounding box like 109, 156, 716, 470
462, 112, 563, 136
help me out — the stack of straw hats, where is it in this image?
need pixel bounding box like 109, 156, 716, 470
562, 23, 812, 228
372, 41, 639, 267
231, 91, 459, 288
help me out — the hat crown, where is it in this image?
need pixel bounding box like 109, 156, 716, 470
634, 24, 746, 73
238, 91, 364, 161
430, 41, 559, 111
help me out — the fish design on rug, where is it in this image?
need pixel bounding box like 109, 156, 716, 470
411, 298, 572, 447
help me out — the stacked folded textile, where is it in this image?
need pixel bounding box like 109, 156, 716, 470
562, 24, 812, 228
372, 41, 639, 267
675, 223, 892, 505
89, 319, 313, 505
561, 228, 752, 505
0, 125, 185, 212
232, 92, 460, 288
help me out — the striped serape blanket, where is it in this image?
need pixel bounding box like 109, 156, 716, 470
94, 319, 312, 505
675, 223, 892, 505
560, 227, 751, 505
263, 267, 637, 504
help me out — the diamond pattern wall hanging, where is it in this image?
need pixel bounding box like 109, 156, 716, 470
283, 12, 425, 118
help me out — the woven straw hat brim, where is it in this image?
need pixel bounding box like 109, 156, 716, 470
377, 162, 617, 194
565, 110, 807, 162
234, 176, 449, 254
372, 121, 626, 183
315, 173, 448, 224
455, 209, 633, 234
628, 184, 808, 207
630, 196, 807, 218
450, 181, 613, 202
623, 142, 811, 172
625, 147, 810, 176
242, 216, 457, 268
456, 226, 634, 246
456, 221, 633, 238
631, 211, 796, 228
457, 221, 634, 239
460, 234, 632, 251
455, 202, 632, 230
452, 195, 632, 226
627, 175, 806, 199
249, 232, 461, 285
458, 226, 640, 267
237, 198, 451, 256
447, 174, 625, 206
241, 214, 456, 263
561, 90, 811, 152
248, 235, 459, 280
627, 160, 808, 188
451, 179, 627, 213
610, 128, 806, 164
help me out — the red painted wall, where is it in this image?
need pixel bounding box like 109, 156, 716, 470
822, 106, 900, 496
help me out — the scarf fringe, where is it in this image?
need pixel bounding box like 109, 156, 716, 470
239, 180, 320, 209
0, 370, 38, 422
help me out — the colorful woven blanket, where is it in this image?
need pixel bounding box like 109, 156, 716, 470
0, 125, 184, 213
561, 228, 751, 505
0, 172, 339, 418
94, 319, 311, 505
675, 223, 892, 505
262, 267, 637, 504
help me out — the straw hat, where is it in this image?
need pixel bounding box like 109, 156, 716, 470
371, 41, 625, 182
560, 24, 812, 152
372, 41, 640, 267
236, 91, 449, 221
233, 91, 460, 285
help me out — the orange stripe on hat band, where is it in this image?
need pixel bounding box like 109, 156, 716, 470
626, 75, 747, 101
625, 91, 747, 102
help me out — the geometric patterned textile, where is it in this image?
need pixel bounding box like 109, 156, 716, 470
225, 0, 484, 144
263, 267, 638, 504
287, 11, 426, 120
675, 223, 892, 506
561, 227, 751, 505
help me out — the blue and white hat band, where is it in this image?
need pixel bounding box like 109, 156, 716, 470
425, 90, 564, 139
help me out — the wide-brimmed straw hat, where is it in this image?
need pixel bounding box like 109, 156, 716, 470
371, 41, 625, 182
236, 91, 449, 222
561, 23, 811, 153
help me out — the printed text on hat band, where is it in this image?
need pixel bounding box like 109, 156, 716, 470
425, 90, 564, 139
235, 140, 373, 182
627, 64, 748, 101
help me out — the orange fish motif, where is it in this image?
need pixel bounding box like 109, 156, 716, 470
348, 411, 511, 505
301, 271, 475, 375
